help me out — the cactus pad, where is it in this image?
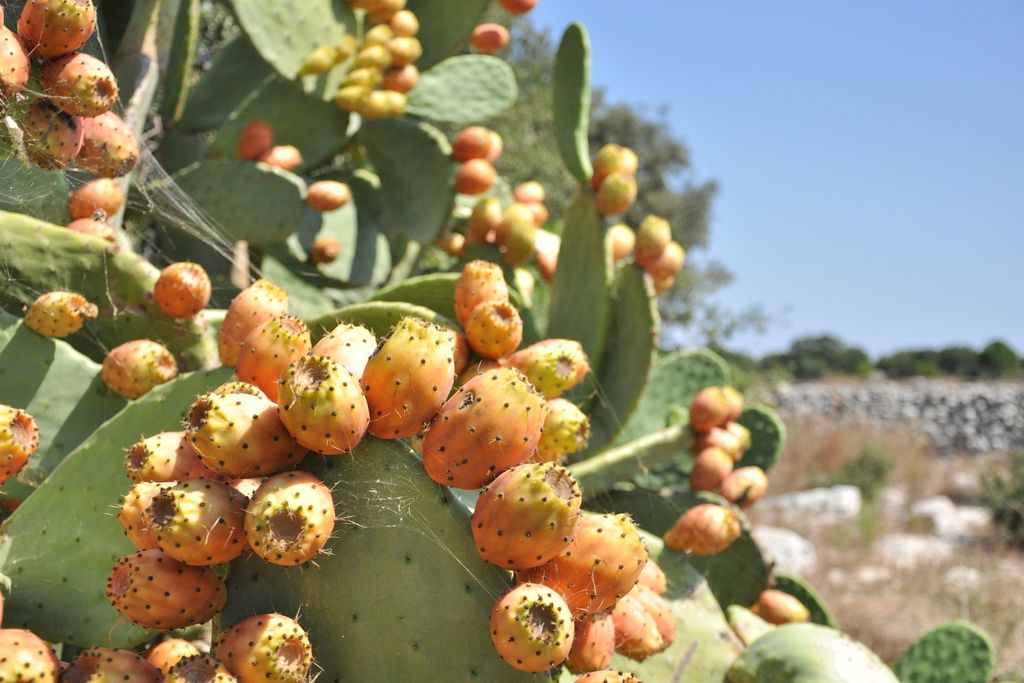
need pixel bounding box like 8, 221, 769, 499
407, 0, 491, 69
177, 37, 274, 132
727, 605, 776, 646
0, 159, 70, 224
772, 573, 837, 628
552, 23, 593, 182
893, 620, 994, 683
161, 0, 200, 126
307, 302, 445, 340
736, 403, 787, 473
407, 55, 518, 124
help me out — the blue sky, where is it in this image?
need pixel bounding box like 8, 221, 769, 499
528, 1, 1024, 357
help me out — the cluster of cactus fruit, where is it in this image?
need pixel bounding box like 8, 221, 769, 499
0, 0, 999, 681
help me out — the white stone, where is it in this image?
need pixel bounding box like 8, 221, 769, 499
908, 496, 993, 541
874, 533, 956, 571
757, 486, 862, 525
753, 526, 818, 576
943, 565, 982, 591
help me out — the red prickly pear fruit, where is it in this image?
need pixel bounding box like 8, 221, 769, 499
664, 503, 741, 555
258, 144, 302, 171
118, 482, 167, 551
389, 9, 419, 36
0, 28, 31, 99
155, 261, 212, 319
725, 421, 752, 454
361, 316, 456, 438
144, 479, 248, 565
0, 406, 38, 485
215, 613, 313, 683
486, 129, 504, 161
166, 654, 237, 683
695, 426, 743, 460
64, 648, 162, 682
455, 158, 497, 195
536, 397, 590, 463
106, 549, 226, 629
471, 23, 510, 53
720, 466, 768, 508
306, 180, 351, 212
236, 119, 273, 161
437, 232, 466, 257
689, 385, 731, 433
185, 392, 306, 478
529, 201, 550, 226
24, 290, 97, 337
308, 236, 341, 264
566, 613, 615, 673
422, 367, 547, 489
145, 639, 200, 676
455, 357, 505, 388
471, 462, 581, 569
21, 101, 83, 169
646, 241, 686, 282
518, 512, 649, 617
245, 470, 335, 566
605, 224, 635, 263
454, 259, 509, 327
489, 583, 574, 673
381, 63, 419, 93
514, 180, 545, 204
69, 177, 124, 220
311, 323, 377, 379
637, 558, 667, 595
534, 229, 559, 283
451, 125, 496, 162
467, 197, 502, 244
387, 36, 421, 67
634, 215, 672, 270
40, 52, 118, 117
278, 355, 369, 455
611, 593, 664, 661
77, 111, 140, 177
101, 339, 177, 399
751, 589, 810, 625
508, 339, 590, 399
653, 273, 675, 295
591, 143, 638, 188
17, 0, 96, 60
67, 217, 116, 242
218, 279, 289, 368
465, 300, 523, 359
235, 314, 311, 401
689, 446, 734, 491
575, 672, 641, 683
499, 0, 537, 15
629, 584, 676, 648
595, 172, 637, 217
722, 386, 744, 422
211, 381, 266, 399
0, 630, 60, 682
501, 214, 538, 266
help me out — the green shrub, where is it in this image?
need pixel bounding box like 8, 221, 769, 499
828, 443, 895, 502
983, 452, 1024, 547
936, 346, 980, 378
978, 340, 1020, 378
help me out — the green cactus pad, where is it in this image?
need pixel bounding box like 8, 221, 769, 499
407, 0, 491, 69
0, 158, 70, 225
772, 573, 838, 628
727, 605, 777, 646
171, 160, 307, 245
361, 118, 455, 245
736, 403, 787, 473
407, 55, 518, 124
258, 252, 349, 320
584, 265, 659, 453
0, 312, 126, 500
177, 37, 274, 132
0, 212, 217, 369
372, 273, 461, 321
230, 0, 356, 81
727, 623, 899, 683
893, 620, 995, 683
307, 301, 446, 341
220, 437, 541, 682
552, 23, 593, 182
570, 425, 691, 498
0, 368, 234, 648
160, 0, 200, 126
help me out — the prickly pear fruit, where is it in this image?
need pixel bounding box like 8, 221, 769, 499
235, 315, 311, 401
245, 470, 335, 566
605, 224, 635, 263
566, 613, 615, 673
278, 355, 368, 455
591, 143, 638, 189
67, 217, 116, 241
630, 584, 676, 648
236, 119, 273, 161
634, 215, 672, 270
455, 158, 497, 195
722, 385, 744, 421
297, 44, 340, 76
215, 613, 313, 683
0, 28, 30, 99
311, 323, 377, 378
471, 23, 510, 53
389, 9, 419, 36
101, 339, 177, 399
595, 172, 637, 217
185, 392, 306, 478
664, 503, 741, 555
501, 213, 538, 266
218, 279, 289, 368
725, 421, 752, 454
495, 202, 534, 246
436, 232, 466, 257
751, 589, 810, 625
574, 671, 641, 683
720, 466, 768, 508
464, 300, 523, 359
646, 241, 685, 281
211, 381, 266, 399
518, 512, 649, 617
508, 339, 590, 399
467, 198, 503, 243
155, 261, 212, 319
258, 144, 302, 170
118, 481, 168, 550
387, 36, 421, 66
489, 583, 574, 673
144, 479, 248, 565
106, 549, 226, 629
0, 629, 60, 682
24, 290, 97, 337
637, 558, 667, 594
454, 259, 509, 327
166, 654, 238, 683
695, 426, 743, 460
472, 462, 581, 569
21, 101, 83, 169
17, 0, 95, 59
306, 180, 351, 212
40, 52, 118, 117
381, 63, 419, 92
611, 592, 664, 661
499, 0, 537, 14
422, 367, 547, 489
146, 639, 200, 676
77, 111, 140, 177
689, 446, 734, 491
689, 385, 731, 433
308, 236, 340, 264
536, 397, 590, 463
361, 316, 455, 438
64, 648, 162, 682
69, 177, 124, 220
0, 407, 35, 485
451, 125, 496, 162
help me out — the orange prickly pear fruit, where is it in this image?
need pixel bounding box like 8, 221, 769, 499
695, 426, 743, 460
311, 323, 377, 378
125, 430, 218, 483
277, 355, 369, 455
501, 213, 538, 266
646, 241, 685, 281
726, 421, 752, 454
489, 583, 574, 672
690, 445, 734, 491
306, 180, 351, 212
536, 397, 589, 463
118, 481, 167, 551
575, 672, 642, 683
534, 228, 560, 282
606, 224, 636, 263
436, 232, 466, 257
629, 583, 677, 648
145, 639, 201, 676
308, 236, 341, 264
389, 9, 419, 36
215, 613, 314, 683
67, 217, 116, 242
381, 63, 419, 92
237, 119, 273, 160
664, 503, 741, 555
689, 385, 731, 432
637, 558, 667, 595
595, 172, 637, 217
69, 177, 125, 220
499, 0, 538, 15
218, 279, 289, 368
258, 145, 303, 170
720, 466, 769, 508
751, 589, 811, 625
514, 181, 545, 204
17, 0, 96, 59
611, 592, 664, 661
40, 52, 118, 117
467, 198, 503, 244
464, 300, 523, 359
566, 613, 615, 673
454, 259, 509, 327
155, 262, 212, 319
722, 385, 745, 421
244, 470, 336, 566
634, 215, 672, 269
235, 314, 311, 401
0, 406, 38, 485
144, 479, 248, 565
455, 158, 497, 195
101, 339, 178, 399
77, 111, 140, 177
20, 101, 83, 169
508, 339, 590, 399
165, 654, 237, 683
471, 23, 510, 53
24, 290, 97, 337
0, 28, 30, 100
451, 126, 497, 162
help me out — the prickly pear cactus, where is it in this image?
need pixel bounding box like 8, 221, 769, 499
772, 573, 838, 628
893, 621, 995, 683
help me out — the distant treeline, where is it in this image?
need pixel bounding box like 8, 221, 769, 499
715, 336, 1022, 381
